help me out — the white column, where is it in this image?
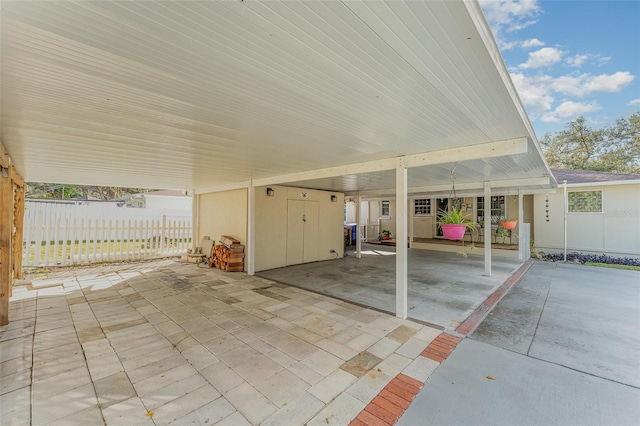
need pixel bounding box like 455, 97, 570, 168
191, 190, 199, 249
396, 161, 408, 319
484, 182, 492, 276
356, 193, 362, 259
247, 183, 256, 275
518, 191, 524, 260
409, 198, 414, 244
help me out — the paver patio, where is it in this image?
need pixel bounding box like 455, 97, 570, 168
1, 259, 447, 425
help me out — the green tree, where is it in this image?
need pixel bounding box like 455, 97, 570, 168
540, 113, 640, 174
27, 183, 156, 200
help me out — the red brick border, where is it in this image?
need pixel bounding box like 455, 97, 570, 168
350, 333, 462, 426
420, 333, 461, 362
456, 259, 534, 335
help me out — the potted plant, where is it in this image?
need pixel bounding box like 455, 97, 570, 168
436, 208, 476, 240
500, 218, 518, 230
381, 230, 391, 240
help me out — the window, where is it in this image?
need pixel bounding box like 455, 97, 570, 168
414, 198, 431, 216
477, 195, 505, 226
381, 200, 390, 217
568, 191, 602, 212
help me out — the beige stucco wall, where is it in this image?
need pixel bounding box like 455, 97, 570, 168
254, 185, 344, 272
197, 188, 248, 246
534, 183, 640, 256
379, 200, 396, 237
523, 194, 534, 241
412, 216, 434, 238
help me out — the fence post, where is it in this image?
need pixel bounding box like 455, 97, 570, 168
60, 218, 69, 266
159, 215, 166, 255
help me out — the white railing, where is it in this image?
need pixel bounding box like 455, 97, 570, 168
22, 201, 192, 267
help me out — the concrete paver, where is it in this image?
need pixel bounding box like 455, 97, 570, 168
1, 259, 445, 425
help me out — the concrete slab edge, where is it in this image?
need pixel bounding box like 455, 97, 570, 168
455, 259, 535, 336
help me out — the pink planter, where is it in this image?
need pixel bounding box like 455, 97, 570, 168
501, 220, 517, 230
441, 224, 467, 240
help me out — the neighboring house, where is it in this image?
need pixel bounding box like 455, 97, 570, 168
534, 169, 640, 257
128, 190, 192, 211
26, 197, 124, 208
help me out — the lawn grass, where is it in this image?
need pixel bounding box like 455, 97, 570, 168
25, 239, 190, 265
584, 262, 640, 271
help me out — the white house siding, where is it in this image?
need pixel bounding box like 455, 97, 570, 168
144, 195, 192, 211
534, 183, 640, 256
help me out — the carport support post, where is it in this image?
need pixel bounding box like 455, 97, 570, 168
356, 193, 362, 259
518, 191, 524, 261
395, 161, 408, 319
247, 183, 255, 275
192, 190, 199, 249
484, 182, 492, 276
0, 167, 12, 325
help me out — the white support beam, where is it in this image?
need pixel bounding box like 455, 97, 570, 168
349, 176, 551, 198
356, 193, 362, 259
395, 160, 408, 319
403, 138, 528, 168
252, 138, 529, 187
484, 181, 492, 276
247, 183, 256, 275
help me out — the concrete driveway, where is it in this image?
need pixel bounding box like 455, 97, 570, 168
258, 244, 523, 331
398, 261, 640, 425
473, 261, 640, 387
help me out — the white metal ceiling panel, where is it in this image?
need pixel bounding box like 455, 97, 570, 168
1, 0, 552, 193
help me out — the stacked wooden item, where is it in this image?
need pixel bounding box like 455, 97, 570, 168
209, 235, 245, 272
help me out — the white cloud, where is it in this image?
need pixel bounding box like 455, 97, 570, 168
511, 71, 635, 120
597, 56, 611, 65
629, 99, 640, 106
521, 38, 545, 48
552, 71, 635, 96
586, 72, 635, 93
510, 72, 554, 113
566, 54, 590, 67
479, 0, 541, 49
554, 101, 600, 117
541, 101, 601, 123
566, 54, 612, 68
479, 0, 541, 31
519, 47, 564, 69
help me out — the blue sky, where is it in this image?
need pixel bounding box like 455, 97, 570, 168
479, 0, 640, 138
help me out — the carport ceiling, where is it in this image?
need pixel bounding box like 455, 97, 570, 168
1, 0, 553, 193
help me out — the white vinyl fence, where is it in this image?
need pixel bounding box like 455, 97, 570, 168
23, 201, 192, 267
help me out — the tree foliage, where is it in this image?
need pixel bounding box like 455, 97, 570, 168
26, 183, 155, 200
540, 112, 640, 174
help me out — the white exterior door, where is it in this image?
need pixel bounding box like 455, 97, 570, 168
286, 200, 319, 266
